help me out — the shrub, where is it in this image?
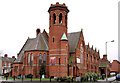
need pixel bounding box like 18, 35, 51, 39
81, 77, 84, 82
65, 76, 73, 82
18, 74, 21, 76
56, 77, 67, 82
26, 74, 33, 78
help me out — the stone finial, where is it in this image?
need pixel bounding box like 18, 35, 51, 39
81, 28, 83, 32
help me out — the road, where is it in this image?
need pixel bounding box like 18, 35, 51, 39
111, 80, 120, 83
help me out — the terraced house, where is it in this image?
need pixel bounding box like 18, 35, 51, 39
0, 54, 16, 76
12, 2, 101, 78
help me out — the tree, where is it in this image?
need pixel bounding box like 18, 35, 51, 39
39, 63, 45, 78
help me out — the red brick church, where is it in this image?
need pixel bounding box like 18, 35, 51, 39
12, 2, 101, 78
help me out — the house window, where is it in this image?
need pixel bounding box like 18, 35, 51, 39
4, 62, 6, 67
8, 63, 11, 67
39, 53, 42, 65
3, 69, 5, 73
43, 53, 46, 65
31, 53, 33, 66
14, 66, 18, 72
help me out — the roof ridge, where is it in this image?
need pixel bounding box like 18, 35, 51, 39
68, 31, 81, 34
17, 38, 29, 55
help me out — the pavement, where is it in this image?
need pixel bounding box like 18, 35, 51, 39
98, 76, 116, 82
0, 76, 119, 83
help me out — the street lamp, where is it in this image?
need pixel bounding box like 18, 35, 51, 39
105, 40, 114, 81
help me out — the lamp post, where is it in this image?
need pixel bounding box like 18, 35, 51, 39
105, 40, 114, 81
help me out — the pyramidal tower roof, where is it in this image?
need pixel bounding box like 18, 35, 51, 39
61, 32, 68, 40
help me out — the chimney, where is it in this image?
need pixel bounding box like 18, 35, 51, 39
36, 28, 40, 37
12, 56, 15, 59
4, 54, 8, 58
103, 55, 107, 60
113, 60, 117, 62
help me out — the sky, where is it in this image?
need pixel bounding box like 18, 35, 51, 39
0, 0, 119, 62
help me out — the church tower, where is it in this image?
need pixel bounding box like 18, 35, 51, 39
48, 2, 69, 77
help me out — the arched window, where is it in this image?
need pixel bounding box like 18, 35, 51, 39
39, 53, 42, 65
59, 13, 62, 24
94, 57, 96, 62
87, 54, 89, 60
80, 43, 84, 64
31, 53, 33, 66
91, 56, 92, 62
53, 37, 54, 43
43, 53, 46, 65
53, 13, 56, 24
80, 52, 84, 64
27, 54, 30, 65
65, 15, 67, 26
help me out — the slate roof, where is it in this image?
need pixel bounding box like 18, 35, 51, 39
68, 31, 81, 53
2, 57, 15, 62
14, 32, 49, 63
14, 31, 81, 63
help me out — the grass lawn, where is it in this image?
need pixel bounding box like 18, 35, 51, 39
1, 77, 54, 81
25, 78, 54, 80
1, 77, 13, 79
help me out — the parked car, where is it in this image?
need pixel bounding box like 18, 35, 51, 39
116, 74, 120, 81
110, 72, 116, 76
